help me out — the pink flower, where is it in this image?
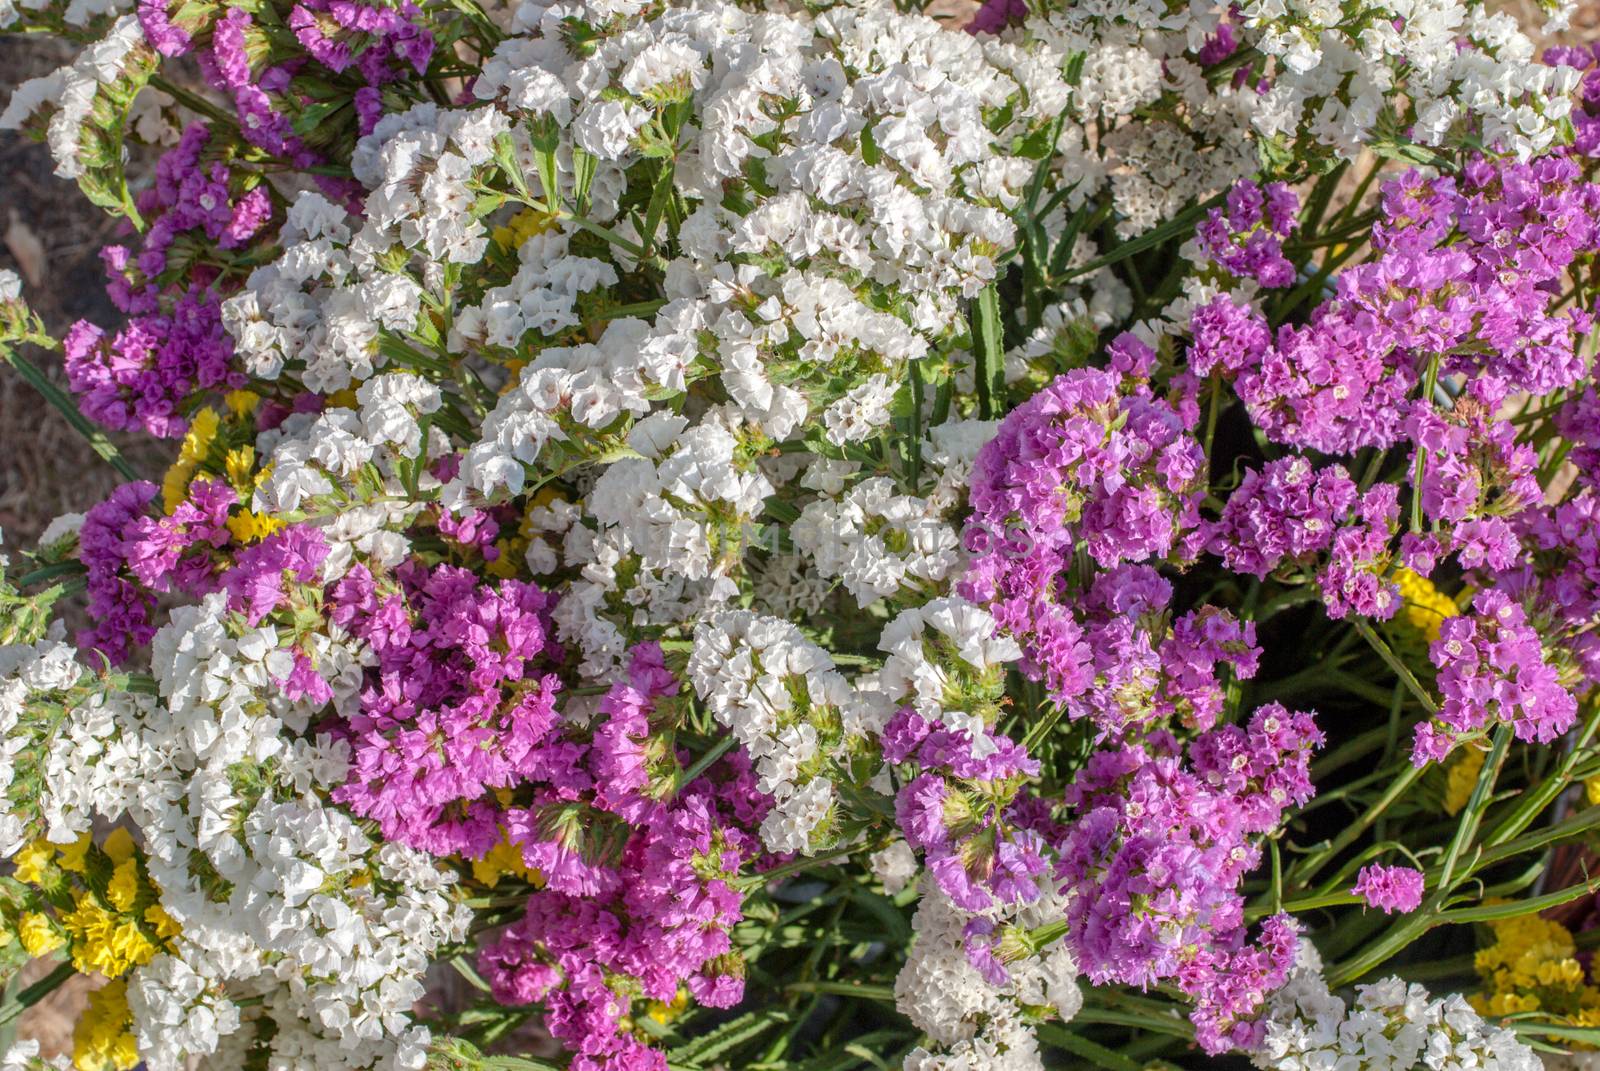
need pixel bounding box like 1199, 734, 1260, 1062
1352, 864, 1426, 914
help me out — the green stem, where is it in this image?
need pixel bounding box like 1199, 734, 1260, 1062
1437, 724, 1511, 889
1353, 619, 1439, 714
1, 344, 140, 482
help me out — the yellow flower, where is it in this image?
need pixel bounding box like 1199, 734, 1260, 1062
1394, 567, 1459, 644
18, 912, 64, 956
227, 509, 283, 545
162, 407, 222, 512
58, 832, 92, 874
73, 978, 139, 1071
643, 987, 690, 1026
325, 388, 360, 411
1586, 775, 1600, 808
13, 839, 55, 885
145, 904, 181, 941
62, 894, 159, 977
102, 828, 136, 865
223, 389, 261, 418
1444, 746, 1486, 815
484, 538, 524, 579
493, 208, 557, 251
224, 445, 257, 493
469, 834, 540, 890
106, 859, 141, 914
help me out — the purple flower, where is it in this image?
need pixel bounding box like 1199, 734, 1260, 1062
1351, 864, 1426, 914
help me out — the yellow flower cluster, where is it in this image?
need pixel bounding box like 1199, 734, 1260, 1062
158, 392, 282, 544
1393, 567, 1461, 645
470, 834, 541, 889
73, 978, 139, 1071
492, 207, 557, 251
10, 831, 179, 981
1472, 912, 1600, 1035
162, 405, 221, 512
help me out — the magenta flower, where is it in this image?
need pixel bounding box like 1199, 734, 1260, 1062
1352, 864, 1426, 914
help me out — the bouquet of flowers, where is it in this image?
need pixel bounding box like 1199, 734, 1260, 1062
4, 0, 1600, 1067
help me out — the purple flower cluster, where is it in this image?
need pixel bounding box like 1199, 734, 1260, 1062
960, 355, 1208, 712
140, 0, 432, 161
76, 477, 329, 670
1501, 489, 1600, 685
62, 125, 257, 438
1414, 589, 1578, 764
1233, 159, 1600, 455
1209, 457, 1357, 579
884, 708, 1048, 911
1351, 864, 1426, 914
474, 644, 768, 1071
329, 563, 565, 858
1409, 398, 1541, 573
77, 482, 163, 665
1054, 564, 1260, 736
1053, 704, 1321, 1053
1194, 180, 1299, 287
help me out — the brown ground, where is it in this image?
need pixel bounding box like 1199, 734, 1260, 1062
0, 38, 168, 555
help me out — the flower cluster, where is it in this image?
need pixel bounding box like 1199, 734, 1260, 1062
4, 0, 1600, 1066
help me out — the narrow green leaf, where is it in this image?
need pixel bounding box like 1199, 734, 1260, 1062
972, 285, 1005, 420
1, 345, 139, 482
1037, 1024, 1144, 1071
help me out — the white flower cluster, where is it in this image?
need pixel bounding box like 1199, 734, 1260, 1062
28, 594, 470, 1071
0, 1039, 66, 1071
897, 878, 1083, 1071
251, 372, 445, 575
0, 639, 80, 857
876, 596, 1020, 732
1255, 946, 1542, 1071
1241, 0, 1578, 158
0, 14, 148, 178
222, 192, 424, 393
792, 476, 961, 607
555, 411, 775, 676
272, 0, 1061, 520
1018, 7, 1256, 238
790, 418, 993, 608
451, 229, 618, 351
689, 610, 882, 854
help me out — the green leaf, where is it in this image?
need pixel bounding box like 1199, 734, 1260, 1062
1440, 877, 1600, 924
971, 285, 1006, 420
0, 961, 74, 1028
1, 344, 139, 482
669, 1008, 795, 1065
1037, 1024, 1144, 1071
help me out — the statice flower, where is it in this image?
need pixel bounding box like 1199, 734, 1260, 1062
1210, 457, 1357, 579
476, 645, 769, 1071
895, 878, 1083, 1071
1193, 180, 1299, 288
1415, 588, 1579, 764
330, 563, 564, 859
1056, 704, 1322, 1051
960, 357, 1207, 707
689, 611, 876, 855
1254, 949, 1541, 1071
1235, 159, 1600, 457
1351, 863, 1426, 914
